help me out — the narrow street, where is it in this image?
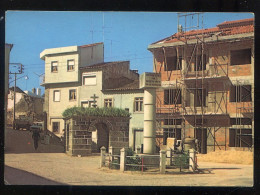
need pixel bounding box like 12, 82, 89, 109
5, 128, 64, 154
4, 128, 64, 185
4, 128, 253, 186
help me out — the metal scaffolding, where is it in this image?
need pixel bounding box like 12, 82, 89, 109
155, 13, 245, 153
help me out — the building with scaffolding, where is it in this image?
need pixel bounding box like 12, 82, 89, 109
148, 16, 254, 154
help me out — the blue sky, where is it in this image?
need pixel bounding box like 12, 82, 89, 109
6, 11, 254, 94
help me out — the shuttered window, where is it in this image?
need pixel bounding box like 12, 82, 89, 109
53, 90, 60, 102
51, 61, 58, 72
83, 73, 97, 85
67, 60, 75, 71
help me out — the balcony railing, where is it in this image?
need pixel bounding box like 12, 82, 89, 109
184, 63, 228, 79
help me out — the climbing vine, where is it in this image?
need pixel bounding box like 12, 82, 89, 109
62, 106, 131, 118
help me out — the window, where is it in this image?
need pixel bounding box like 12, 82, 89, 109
230, 118, 252, 125
81, 101, 94, 108
134, 97, 143, 112
164, 89, 182, 105
230, 49, 251, 65
194, 89, 206, 107
230, 85, 251, 102
164, 56, 182, 71
195, 54, 207, 71
163, 128, 181, 145
52, 122, 60, 133
51, 61, 58, 72
69, 89, 76, 101
229, 128, 252, 147
67, 60, 75, 71
104, 98, 113, 107
53, 90, 60, 102
82, 73, 97, 85
164, 119, 182, 125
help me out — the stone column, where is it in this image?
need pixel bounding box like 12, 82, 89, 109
100, 146, 106, 168
143, 88, 156, 154
189, 149, 195, 172
160, 150, 166, 174
120, 147, 126, 172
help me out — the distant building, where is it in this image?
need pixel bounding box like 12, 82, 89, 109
5, 43, 13, 129
7, 87, 44, 125
40, 43, 144, 151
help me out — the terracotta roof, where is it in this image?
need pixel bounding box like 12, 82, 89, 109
151, 18, 254, 46
217, 18, 254, 28
80, 42, 103, 48
80, 61, 127, 70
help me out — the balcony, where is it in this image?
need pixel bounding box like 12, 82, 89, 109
183, 63, 229, 82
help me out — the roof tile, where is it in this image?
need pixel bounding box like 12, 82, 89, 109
153, 18, 254, 45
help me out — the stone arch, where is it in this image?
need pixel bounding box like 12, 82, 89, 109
89, 118, 113, 152
88, 118, 113, 132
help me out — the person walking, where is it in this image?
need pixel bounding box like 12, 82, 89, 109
32, 129, 41, 150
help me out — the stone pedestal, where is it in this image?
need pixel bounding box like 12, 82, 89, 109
189, 149, 195, 172
100, 146, 106, 168
160, 150, 166, 174
120, 148, 126, 172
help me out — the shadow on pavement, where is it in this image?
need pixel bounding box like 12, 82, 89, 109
5, 165, 65, 185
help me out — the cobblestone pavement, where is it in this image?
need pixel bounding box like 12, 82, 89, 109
5, 153, 253, 186
4, 129, 253, 186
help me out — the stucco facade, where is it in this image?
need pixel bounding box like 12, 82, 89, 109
41, 43, 104, 135
41, 43, 144, 151
102, 90, 144, 150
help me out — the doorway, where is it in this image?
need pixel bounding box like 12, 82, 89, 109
194, 128, 207, 154
96, 123, 109, 152
134, 129, 143, 152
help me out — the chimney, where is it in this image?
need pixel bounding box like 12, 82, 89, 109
37, 88, 41, 96
32, 88, 36, 94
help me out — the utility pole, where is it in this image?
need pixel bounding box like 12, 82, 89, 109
9, 63, 23, 129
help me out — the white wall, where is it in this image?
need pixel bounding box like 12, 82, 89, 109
103, 91, 144, 149
79, 43, 104, 67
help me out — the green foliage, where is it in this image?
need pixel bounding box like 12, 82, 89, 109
110, 158, 120, 170
126, 148, 135, 156
62, 106, 131, 118
174, 152, 189, 171
126, 148, 142, 171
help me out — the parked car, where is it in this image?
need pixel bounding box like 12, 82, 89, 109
14, 115, 33, 130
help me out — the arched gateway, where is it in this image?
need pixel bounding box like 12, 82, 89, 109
64, 116, 130, 156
